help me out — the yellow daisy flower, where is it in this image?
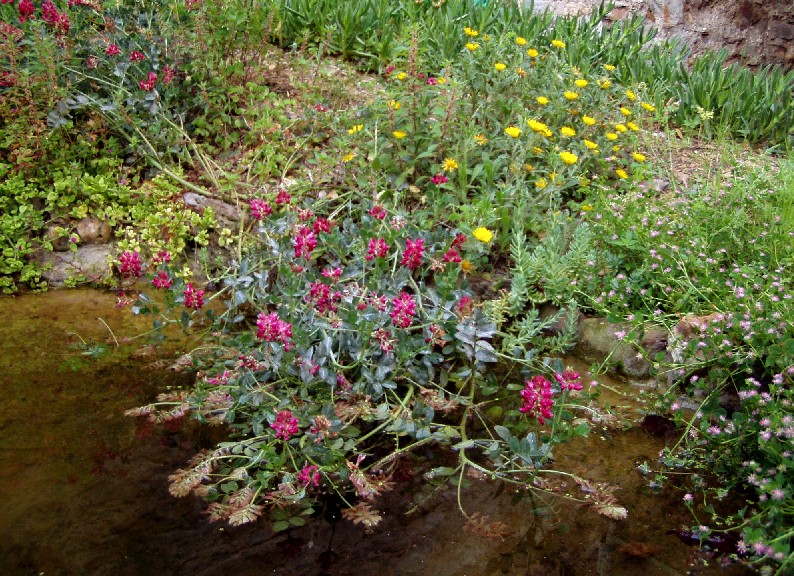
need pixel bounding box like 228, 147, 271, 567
600, 80, 612, 89
474, 134, 489, 145
535, 177, 547, 189
537, 96, 549, 105
584, 139, 598, 150
615, 124, 627, 133
564, 91, 579, 101
516, 36, 527, 46
465, 42, 480, 51
472, 227, 494, 243
625, 89, 637, 101
620, 107, 632, 116
494, 62, 507, 72
633, 152, 646, 162
388, 100, 401, 110
464, 27, 479, 37
641, 102, 656, 112
606, 132, 618, 141
342, 152, 357, 163
504, 126, 522, 138
626, 121, 640, 131
348, 124, 363, 135
616, 169, 629, 179
574, 79, 589, 88
393, 130, 407, 139
527, 48, 539, 57
559, 151, 578, 165
442, 158, 459, 172
582, 115, 596, 126
560, 126, 576, 137
604, 64, 616, 71
551, 39, 566, 48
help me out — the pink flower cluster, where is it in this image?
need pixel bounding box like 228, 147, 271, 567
520, 375, 554, 424
308, 281, 341, 314
366, 238, 389, 261
400, 238, 424, 270
105, 43, 120, 56
275, 189, 291, 205
183, 282, 205, 309
271, 409, 299, 440
151, 270, 172, 289
369, 204, 386, 220
129, 51, 145, 61
297, 464, 320, 487
18, 0, 35, 23
41, 0, 69, 34
293, 226, 317, 259
390, 291, 416, 328
118, 250, 142, 278
249, 198, 272, 220
256, 311, 293, 350
554, 369, 583, 391
139, 71, 157, 91
162, 66, 175, 84
430, 173, 448, 185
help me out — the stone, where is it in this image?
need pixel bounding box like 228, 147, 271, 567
37, 243, 115, 287
574, 317, 653, 378
75, 217, 112, 244
183, 192, 241, 223
768, 20, 794, 41
43, 223, 72, 252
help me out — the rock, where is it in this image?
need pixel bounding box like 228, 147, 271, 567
37, 244, 115, 287
574, 317, 659, 378
183, 192, 241, 223
75, 217, 112, 244
43, 223, 72, 252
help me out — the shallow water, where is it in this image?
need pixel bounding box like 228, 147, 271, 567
0, 290, 753, 576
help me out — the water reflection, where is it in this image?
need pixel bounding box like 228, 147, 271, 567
0, 290, 752, 575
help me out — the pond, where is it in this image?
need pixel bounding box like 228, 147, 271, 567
0, 290, 754, 576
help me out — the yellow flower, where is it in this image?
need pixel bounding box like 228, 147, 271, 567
625, 89, 637, 101
581, 203, 593, 211
633, 152, 646, 162
604, 64, 616, 71
616, 169, 629, 179
626, 121, 640, 131
393, 130, 407, 139
606, 132, 618, 141
559, 151, 578, 165
494, 62, 507, 72
472, 227, 494, 243
460, 259, 473, 274
613, 145, 621, 152
600, 79, 612, 89
442, 158, 459, 172
342, 152, 357, 163
465, 42, 480, 51
560, 126, 576, 137
464, 27, 479, 37
535, 177, 547, 189
483, 34, 491, 41
564, 91, 579, 101
388, 100, 401, 110
527, 48, 539, 58
504, 126, 522, 138
620, 107, 632, 116
437, 77, 447, 84
582, 115, 596, 126
536, 96, 549, 105
524, 163, 533, 172
516, 36, 527, 46
551, 39, 566, 48
348, 124, 363, 135
574, 79, 589, 88
614, 124, 627, 132
584, 139, 598, 150
516, 67, 526, 77
641, 102, 656, 112
474, 134, 489, 146
527, 119, 547, 133
532, 146, 543, 154
509, 163, 520, 173
395, 72, 407, 80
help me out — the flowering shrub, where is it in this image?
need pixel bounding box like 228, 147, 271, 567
127, 189, 610, 530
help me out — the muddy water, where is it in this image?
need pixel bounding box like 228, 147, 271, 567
0, 290, 753, 576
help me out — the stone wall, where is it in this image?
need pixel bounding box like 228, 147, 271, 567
530, 0, 794, 69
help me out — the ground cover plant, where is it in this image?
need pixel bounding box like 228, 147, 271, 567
2, 0, 793, 573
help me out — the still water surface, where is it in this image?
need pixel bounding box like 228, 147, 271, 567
0, 290, 753, 576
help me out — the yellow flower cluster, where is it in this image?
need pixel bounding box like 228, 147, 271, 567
527, 119, 552, 138
504, 126, 522, 138
559, 151, 578, 165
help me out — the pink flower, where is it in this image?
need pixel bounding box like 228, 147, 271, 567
183, 283, 205, 309
430, 173, 448, 185
41, 0, 59, 25
151, 270, 172, 289
18, 0, 35, 22
366, 237, 389, 261
293, 226, 317, 259
554, 369, 583, 391
321, 267, 342, 280
426, 76, 438, 86
308, 281, 341, 314
314, 103, 328, 112
275, 189, 291, 205
118, 250, 142, 278
162, 66, 175, 84
153, 250, 171, 264
297, 464, 320, 486
105, 43, 120, 56
457, 296, 473, 316
86, 55, 98, 69
129, 51, 145, 62
369, 204, 387, 220
313, 217, 331, 234
443, 248, 461, 263
384, 65, 395, 76
139, 71, 157, 91
271, 410, 299, 440
256, 311, 293, 350
452, 233, 467, 248
520, 375, 554, 424
400, 238, 424, 270
390, 291, 416, 329
249, 198, 272, 220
